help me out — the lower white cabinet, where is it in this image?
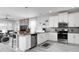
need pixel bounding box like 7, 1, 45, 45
49, 15, 58, 27
68, 33, 79, 44
68, 33, 75, 44
37, 33, 57, 44
37, 33, 49, 44
49, 33, 57, 41
74, 34, 79, 44
19, 35, 31, 51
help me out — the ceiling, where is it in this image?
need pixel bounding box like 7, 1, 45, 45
0, 7, 73, 20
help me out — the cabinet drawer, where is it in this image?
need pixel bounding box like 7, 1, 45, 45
49, 33, 57, 41
37, 33, 49, 44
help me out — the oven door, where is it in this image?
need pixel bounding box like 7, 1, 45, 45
58, 33, 68, 39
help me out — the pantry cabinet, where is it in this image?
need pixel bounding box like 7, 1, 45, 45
37, 33, 49, 44
49, 33, 57, 41
69, 13, 79, 27
68, 33, 79, 44
19, 35, 31, 51
49, 15, 58, 27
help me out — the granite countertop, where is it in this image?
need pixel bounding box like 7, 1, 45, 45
37, 27, 79, 34
68, 27, 79, 33
19, 27, 79, 35
36, 31, 57, 34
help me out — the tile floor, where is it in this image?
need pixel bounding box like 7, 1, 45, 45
0, 43, 15, 52
27, 40, 79, 52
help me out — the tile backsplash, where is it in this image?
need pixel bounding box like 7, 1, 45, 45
44, 27, 79, 33
68, 27, 79, 33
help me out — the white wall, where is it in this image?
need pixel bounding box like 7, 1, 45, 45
13, 20, 20, 31
29, 18, 36, 34
0, 20, 15, 33
36, 15, 49, 32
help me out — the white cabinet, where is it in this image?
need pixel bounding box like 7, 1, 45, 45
43, 33, 49, 41
69, 13, 79, 27
68, 33, 75, 44
37, 33, 49, 44
19, 35, 31, 51
58, 12, 68, 23
69, 14, 75, 27
37, 33, 57, 44
49, 33, 57, 41
68, 33, 79, 44
74, 34, 79, 44
49, 15, 58, 27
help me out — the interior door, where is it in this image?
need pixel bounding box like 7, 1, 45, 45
31, 34, 37, 48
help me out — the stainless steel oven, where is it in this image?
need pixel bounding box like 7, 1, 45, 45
58, 22, 68, 43
58, 31, 68, 39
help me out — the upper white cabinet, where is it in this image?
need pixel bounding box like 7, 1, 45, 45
49, 15, 58, 27
49, 12, 68, 27
69, 13, 79, 27
58, 12, 68, 23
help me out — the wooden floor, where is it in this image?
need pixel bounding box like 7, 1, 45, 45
27, 40, 79, 52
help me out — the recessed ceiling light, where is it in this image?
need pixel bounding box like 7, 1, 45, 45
49, 10, 53, 13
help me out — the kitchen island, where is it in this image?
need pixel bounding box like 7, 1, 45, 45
18, 34, 31, 52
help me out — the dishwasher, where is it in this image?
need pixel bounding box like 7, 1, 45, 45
31, 34, 37, 48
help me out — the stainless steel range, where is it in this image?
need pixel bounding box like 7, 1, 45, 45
58, 22, 68, 44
